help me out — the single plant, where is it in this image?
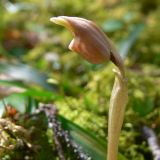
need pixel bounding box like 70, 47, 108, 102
50, 16, 128, 160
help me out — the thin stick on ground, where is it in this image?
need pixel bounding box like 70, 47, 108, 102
142, 125, 160, 160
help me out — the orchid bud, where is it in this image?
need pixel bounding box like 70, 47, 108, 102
50, 16, 128, 160
50, 16, 124, 76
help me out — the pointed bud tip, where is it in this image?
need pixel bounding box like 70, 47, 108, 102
50, 17, 63, 24
50, 16, 71, 29
50, 17, 57, 22
50, 16, 125, 73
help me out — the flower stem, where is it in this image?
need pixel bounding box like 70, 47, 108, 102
107, 68, 128, 160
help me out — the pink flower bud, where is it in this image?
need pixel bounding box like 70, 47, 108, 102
50, 16, 124, 75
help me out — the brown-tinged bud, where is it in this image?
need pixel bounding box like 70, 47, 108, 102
50, 16, 128, 160
50, 16, 124, 76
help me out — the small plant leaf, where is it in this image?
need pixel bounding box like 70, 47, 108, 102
118, 23, 145, 59
0, 62, 57, 91
59, 115, 127, 160
102, 19, 124, 32
132, 98, 154, 117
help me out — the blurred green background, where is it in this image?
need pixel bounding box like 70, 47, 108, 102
0, 0, 160, 160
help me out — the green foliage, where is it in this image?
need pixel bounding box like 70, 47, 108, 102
0, 0, 160, 159
59, 115, 126, 160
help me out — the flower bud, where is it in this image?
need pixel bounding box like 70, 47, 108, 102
50, 16, 128, 160
50, 16, 124, 75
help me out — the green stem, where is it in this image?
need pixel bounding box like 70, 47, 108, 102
107, 68, 128, 160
